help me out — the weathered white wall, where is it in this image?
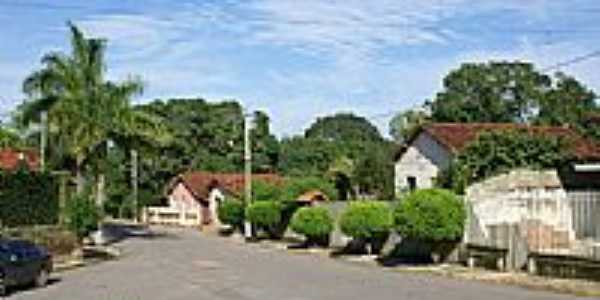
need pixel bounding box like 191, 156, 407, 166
465, 170, 575, 246
394, 132, 452, 195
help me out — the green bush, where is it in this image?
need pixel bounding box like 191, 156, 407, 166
394, 189, 465, 242
339, 201, 393, 253
290, 207, 334, 246
253, 180, 282, 202
0, 169, 58, 227
245, 201, 282, 238
217, 199, 245, 230
281, 177, 337, 201
63, 194, 101, 239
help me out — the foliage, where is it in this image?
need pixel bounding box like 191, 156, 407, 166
427, 62, 598, 126
135, 99, 279, 202
394, 189, 465, 242
245, 201, 282, 237
1, 226, 79, 256
290, 207, 334, 245
305, 113, 383, 143
535, 72, 598, 131
428, 62, 551, 123
252, 180, 282, 202
63, 193, 101, 239
279, 113, 390, 200
0, 126, 22, 148
281, 176, 337, 202
438, 129, 570, 193
0, 169, 58, 227
278, 136, 339, 177
389, 109, 430, 145
352, 143, 395, 200
339, 201, 393, 240
217, 199, 245, 230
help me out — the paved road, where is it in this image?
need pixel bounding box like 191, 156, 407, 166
10, 227, 584, 300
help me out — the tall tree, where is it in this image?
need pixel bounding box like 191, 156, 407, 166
305, 113, 383, 143
21, 23, 166, 201
428, 62, 551, 123
389, 108, 429, 145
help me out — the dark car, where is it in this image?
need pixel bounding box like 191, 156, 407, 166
0, 239, 52, 296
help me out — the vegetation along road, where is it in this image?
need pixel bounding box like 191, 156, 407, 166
8, 227, 584, 300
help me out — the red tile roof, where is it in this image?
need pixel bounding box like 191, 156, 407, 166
0, 148, 39, 171
421, 123, 600, 160
172, 171, 283, 200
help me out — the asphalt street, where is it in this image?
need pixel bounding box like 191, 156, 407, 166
8, 227, 586, 300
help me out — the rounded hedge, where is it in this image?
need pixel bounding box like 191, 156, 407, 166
339, 201, 393, 240
245, 201, 282, 231
290, 206, 334, 241
394, 188, 465, 242
217, 200, 245, 229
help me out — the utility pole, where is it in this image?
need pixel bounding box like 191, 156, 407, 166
131, 149, 139, 222
243, 113, 254, 239
40, 111, 47, 172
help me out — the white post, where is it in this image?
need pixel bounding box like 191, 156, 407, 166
243, 113, 253, 239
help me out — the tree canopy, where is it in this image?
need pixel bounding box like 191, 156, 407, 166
426, 62, 598, 130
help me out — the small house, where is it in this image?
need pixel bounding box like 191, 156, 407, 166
145, 172, 282, 228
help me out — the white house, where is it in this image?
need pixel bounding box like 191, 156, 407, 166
394, 122, 600, 195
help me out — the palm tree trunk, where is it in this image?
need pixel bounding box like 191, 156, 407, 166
76, 153, 85, 195
96, 173, 105, 208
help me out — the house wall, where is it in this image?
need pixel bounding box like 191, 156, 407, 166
394, 132, 452, 195
168, 183, 201, 211
465, 169, 575, 251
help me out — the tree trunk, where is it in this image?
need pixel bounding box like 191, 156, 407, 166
76, 153, 85, 195
96, 173, 105, 208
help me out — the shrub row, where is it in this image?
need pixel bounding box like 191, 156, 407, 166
219, 188, 466, 253
0, 169, 59, 227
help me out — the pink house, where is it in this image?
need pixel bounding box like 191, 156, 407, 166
145, 172, 282, 228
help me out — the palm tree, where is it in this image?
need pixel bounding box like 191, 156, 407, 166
22, 22, 170, 204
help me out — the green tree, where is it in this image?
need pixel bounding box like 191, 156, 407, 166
439, 129, 570, 193
339, 201, 393, 254
305, 113, 383, 143
389, 109, 429, 145
535, 72, 597, 129
21, 22, 164, 201
428, 62, 551, 123
394, 189, 465, 242
290, 207, 334, 246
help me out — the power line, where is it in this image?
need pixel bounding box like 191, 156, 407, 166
542, 49, 600, 72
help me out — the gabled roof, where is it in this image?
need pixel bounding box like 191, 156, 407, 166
170, 171, 283, 200
398, 123, 600, 161
0, 148, 39, 171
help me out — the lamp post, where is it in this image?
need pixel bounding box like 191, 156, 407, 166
243, 113, 254, 239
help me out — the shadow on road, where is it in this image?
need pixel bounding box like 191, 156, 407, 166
3, 278, 62, 298
98, 222, 179, 245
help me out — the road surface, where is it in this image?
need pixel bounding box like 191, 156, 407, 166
10, 227, 584, 300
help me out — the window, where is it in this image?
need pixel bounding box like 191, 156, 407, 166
407, 176, 417, 191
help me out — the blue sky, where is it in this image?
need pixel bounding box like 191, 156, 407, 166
1, 1, 600, 137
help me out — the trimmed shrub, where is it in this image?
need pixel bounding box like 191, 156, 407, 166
281, 177, 337, 201
245, 201, 282, 238
290, 207, 334, 246
63, 194, 101, 239
253, 180, 282, 202
217, 199, 245, 231
394, 189, 465, 242
339, 201, 393, 254
0, 169, 58, 227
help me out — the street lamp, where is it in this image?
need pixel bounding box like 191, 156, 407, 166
243, 112, 255, 239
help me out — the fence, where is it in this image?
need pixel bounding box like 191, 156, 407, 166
465, 188, 600, 276
142, 207, 201, 227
